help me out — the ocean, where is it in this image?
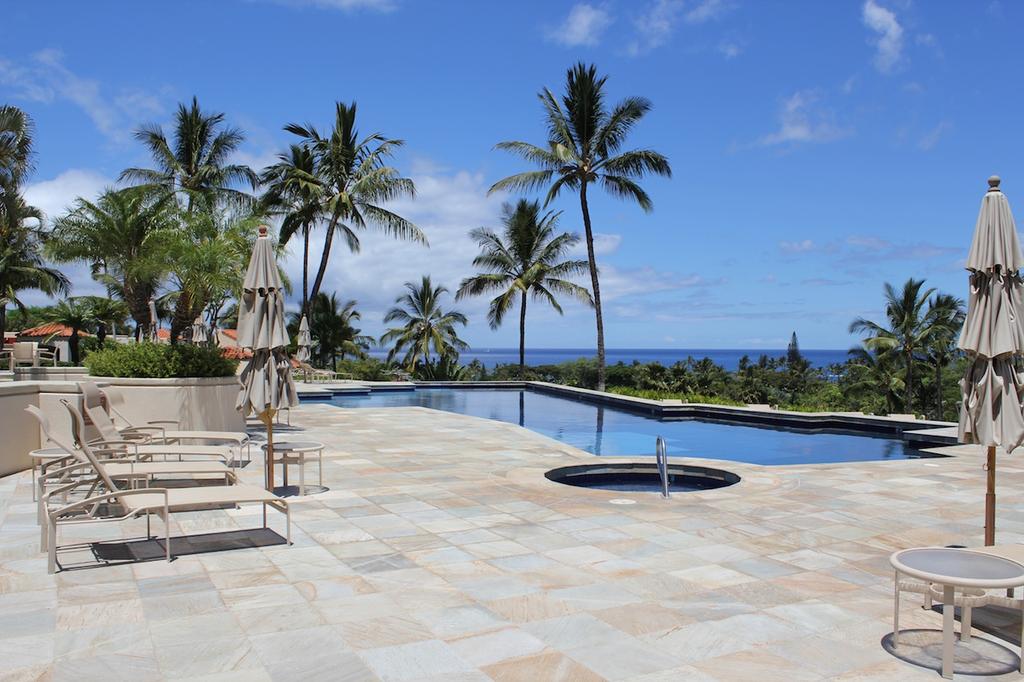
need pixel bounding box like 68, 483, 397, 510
367, 347, 850, 371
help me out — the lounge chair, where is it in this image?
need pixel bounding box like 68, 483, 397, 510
42, 399, 289, 573
80, 398, 237, 465
294, 361, 342, 383
82, 382, 251, 461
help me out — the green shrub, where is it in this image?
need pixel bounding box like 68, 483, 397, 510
85, 342, 238, 378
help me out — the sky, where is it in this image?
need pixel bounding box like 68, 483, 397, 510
2, 0, 1022, 350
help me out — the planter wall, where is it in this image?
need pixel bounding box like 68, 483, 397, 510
99, 376, 246, 433
0, 381, 86, 478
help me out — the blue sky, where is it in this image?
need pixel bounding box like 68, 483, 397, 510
2, 0, 1021, 350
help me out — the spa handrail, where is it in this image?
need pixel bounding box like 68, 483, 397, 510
656, 436, 670, 498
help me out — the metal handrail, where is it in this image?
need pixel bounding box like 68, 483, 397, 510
656, 436, 670, 498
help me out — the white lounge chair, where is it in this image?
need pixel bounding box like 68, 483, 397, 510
43, 399, 289, 573
90, 383, 251, 457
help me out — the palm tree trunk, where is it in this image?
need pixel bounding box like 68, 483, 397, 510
308, 216, 339, 306
70, 329, 80, 365
579, 183, 606, 392
302, 225, 310, 317
935, 361, 943, 420
905, 349, 913, 414
519, 291, 527, 379
0, 307, 6, 348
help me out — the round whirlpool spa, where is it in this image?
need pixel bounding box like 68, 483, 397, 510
545, 462, 740, 493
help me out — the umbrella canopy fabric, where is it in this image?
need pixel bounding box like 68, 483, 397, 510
296, 315, 311, 363
191, 317, 208, 345
958, 176, 1024, 452
236, 227, 298, 417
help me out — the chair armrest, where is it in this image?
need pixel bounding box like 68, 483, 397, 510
122, 425, 165, 441
147, 420, 180, 428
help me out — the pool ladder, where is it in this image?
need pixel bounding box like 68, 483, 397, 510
656, 436, 670, 498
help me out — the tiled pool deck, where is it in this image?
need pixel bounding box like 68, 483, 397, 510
2, 402, 1024, 680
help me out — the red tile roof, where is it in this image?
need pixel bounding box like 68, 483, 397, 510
220, 346, 253, 360
156, 328, 170, 340
18, 323, 92, 338
221, 329, 238, 340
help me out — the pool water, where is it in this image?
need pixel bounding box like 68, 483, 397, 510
328, 388, 934, 465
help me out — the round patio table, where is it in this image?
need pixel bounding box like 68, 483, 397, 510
29, 446, 72, 502
261, 441, 325, 497
891, 547, 1024, 679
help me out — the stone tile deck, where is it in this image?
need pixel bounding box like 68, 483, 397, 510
2, 402, 1024, 680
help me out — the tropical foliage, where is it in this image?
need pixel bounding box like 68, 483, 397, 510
85, 342, 237, 378
289, 292, 372, 368
490, 62, 671, 391
457, 199, 591, 378
382, 276, 468, 371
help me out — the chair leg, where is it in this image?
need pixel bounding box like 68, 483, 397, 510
164, 506, 171, 563
47, 518, 57, 574
893, 571, 901, 649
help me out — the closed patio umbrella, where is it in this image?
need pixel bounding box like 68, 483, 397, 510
957, 176, 1024, 545
236, 226, 298, 492
296, 315, 311, 364
148, 298, 158, 342
191, 316, 208, 345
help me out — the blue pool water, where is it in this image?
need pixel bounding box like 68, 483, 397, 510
329, 388, 933, 465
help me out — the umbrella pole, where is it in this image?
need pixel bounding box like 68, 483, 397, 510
985, 445, 996, 546
260, 409, 276, 493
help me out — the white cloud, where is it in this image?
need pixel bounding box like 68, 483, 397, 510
600, 266, 725, 301
779, 239, 816, 253
570, 233, 622, 258
627, 0, 731, 56
547, 3, 613, 47
717, 40, 742, 59
757, 90, 850, 147
24, 169, 112, 224
0, 50, 169, 144
862, 0, 904, 74
917, 121, 952, 151
254, 0, 396, 11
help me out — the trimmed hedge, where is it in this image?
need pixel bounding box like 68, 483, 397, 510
84, 342, 238, 378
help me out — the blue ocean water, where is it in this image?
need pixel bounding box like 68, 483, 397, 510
367, 347, 848, 371
330, 388, 926, 464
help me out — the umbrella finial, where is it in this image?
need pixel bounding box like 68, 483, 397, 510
258, 225, 269, 237
989, 176, 1002, 192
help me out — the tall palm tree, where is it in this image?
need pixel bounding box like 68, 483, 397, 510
849, 278, 939, 414
45, 297, 95, 364
489, 63, 672, 391
382, 276, 468, 371
284, 102, 426, 305
84, 296, 130, 345
120, 97, 257, 212
457, 199, 592, 378
923, 293, 965, 420
47, 188, 174, 338
0, 107, 70, 340
260, 144, 323, 316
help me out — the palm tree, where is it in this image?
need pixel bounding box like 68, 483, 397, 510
845, 346, 905, 415
0, 108, 70, 340
260, 144, 323, 316
489, 63, 672, 391
457, 199, 592, 378
45, 297, 95, 364
84, 296, 130, 345
284, 102, 426, 305
382, 276, 468, 371
47, 188, 174, 338
0, 223, 70, 340
849, 278, 940, 414
120, 97, 257, 212
0, 105, 35, 192
923, 293, 965, 420
289, 292, 372, 368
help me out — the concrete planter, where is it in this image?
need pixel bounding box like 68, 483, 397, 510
13, 366, 89, 381
97, 376, 246, 432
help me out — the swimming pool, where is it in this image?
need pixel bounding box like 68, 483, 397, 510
328, 388, 935, 465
